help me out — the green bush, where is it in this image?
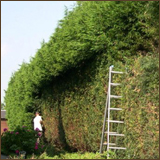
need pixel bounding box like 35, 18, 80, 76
38, 151, 115, 159
1, 126, 45, 155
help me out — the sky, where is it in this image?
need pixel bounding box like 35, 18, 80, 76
1, 1, 76, 103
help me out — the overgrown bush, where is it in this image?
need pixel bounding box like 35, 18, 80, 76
1, 126, 45, 155
38, 151, 115, 159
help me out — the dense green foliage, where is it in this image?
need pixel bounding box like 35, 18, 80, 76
8, 150, 115, 159
38, 151, 111, 159
5, 1, 159, 159
1, 126, 45, 155
122, 53, 159, 159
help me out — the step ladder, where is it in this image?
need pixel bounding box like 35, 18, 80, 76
100, 65, 126, 157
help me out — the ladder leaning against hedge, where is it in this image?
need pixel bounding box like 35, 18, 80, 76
100, 65, 126, 156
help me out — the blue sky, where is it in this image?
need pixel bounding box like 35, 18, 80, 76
1, 1, 76, 103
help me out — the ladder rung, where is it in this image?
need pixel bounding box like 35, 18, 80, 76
109, 133, 125, 136
110, 83, 121, 86
107, 120, 124, 123
109, 147, 126, 150
103, 142, 116, 145
104, 132, 125, 136
110, 108, 122, 110
111, 71, 123, 74
110, 95, 122, 99
104, 132, 117, 134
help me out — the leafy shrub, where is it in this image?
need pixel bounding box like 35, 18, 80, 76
38, 151, 115, 159
1, 126, 45, 155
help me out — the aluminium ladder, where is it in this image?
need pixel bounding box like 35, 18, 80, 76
100, 65, 126, 157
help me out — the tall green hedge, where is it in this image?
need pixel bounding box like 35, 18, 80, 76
122, 53, 159, 159
38, 52, 159, 159
4, 1, 159, 159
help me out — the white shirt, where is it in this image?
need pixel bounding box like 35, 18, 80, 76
33, 115, 42, 131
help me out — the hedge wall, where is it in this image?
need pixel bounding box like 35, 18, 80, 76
122, 53, 159, 159
38, 51, 159, 159
4, 1, 159, 159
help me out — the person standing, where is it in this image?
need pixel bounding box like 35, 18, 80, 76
33, 111, 43, 143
